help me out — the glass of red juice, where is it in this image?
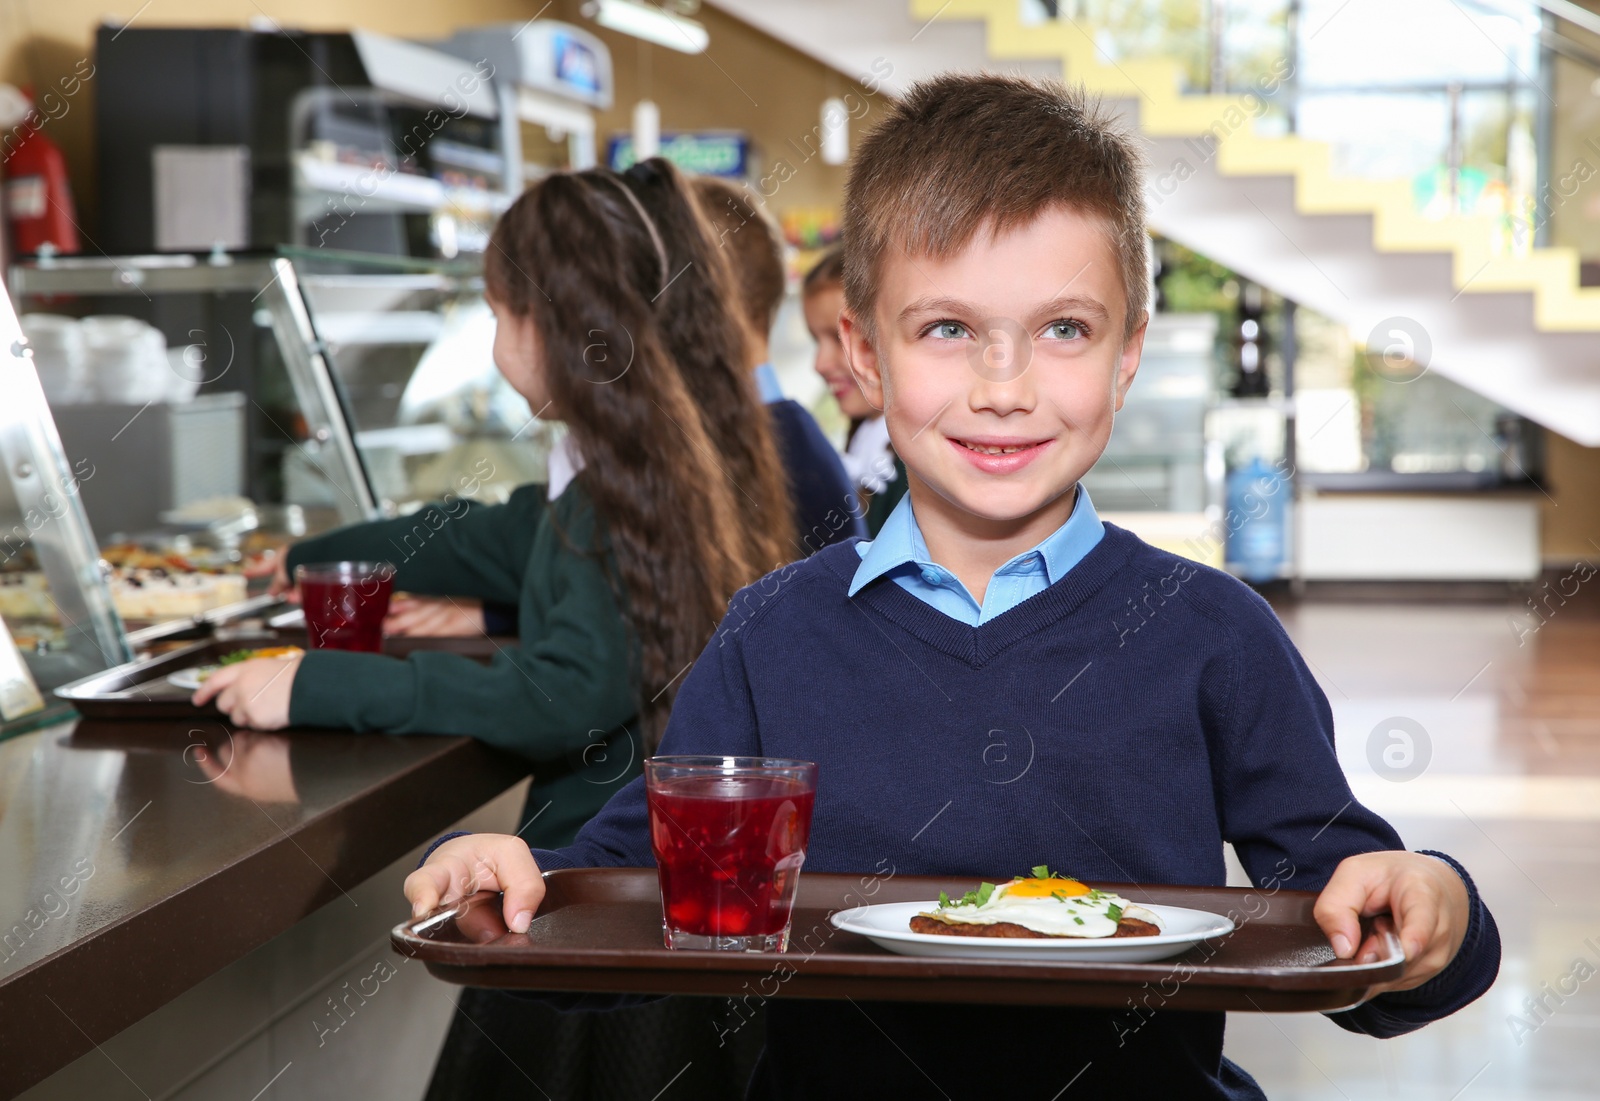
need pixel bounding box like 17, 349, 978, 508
645, 756, 818, 952
295, 561, 395, 652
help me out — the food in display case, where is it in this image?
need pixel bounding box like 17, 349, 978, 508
0, 568, 60, 648
109, 570, 248, 621
1, 549, 250, 634
0, 544, 71, 654
99, 542, 250, 622
0, 543, 258, 636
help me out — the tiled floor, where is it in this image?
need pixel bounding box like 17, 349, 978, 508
1224, 587, 1600, 1099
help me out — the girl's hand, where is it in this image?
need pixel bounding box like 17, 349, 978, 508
403, 833, 545, 933
192, 655, 303, 730
245, 549, 296, 600
384, 596, 485, 638
1314, 851, 1471, 996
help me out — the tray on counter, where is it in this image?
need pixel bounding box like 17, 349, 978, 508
390, 869, 1404, 1013
55, 632, 511, 719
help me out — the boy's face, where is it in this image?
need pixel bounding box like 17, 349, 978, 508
839, 206, 1145, 531
804, 284, 878, 421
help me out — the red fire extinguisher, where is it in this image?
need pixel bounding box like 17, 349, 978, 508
1, 86, 80, 256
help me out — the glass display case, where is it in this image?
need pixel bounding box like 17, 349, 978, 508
0, 283, 127, 718
2, 248, 553, 726
3, 253, 376, 706
281, 247, 554, 516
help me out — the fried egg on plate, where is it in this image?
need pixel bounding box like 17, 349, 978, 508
915, 875, 1163, 938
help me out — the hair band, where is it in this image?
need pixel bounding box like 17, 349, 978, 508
601, 174, 670, 297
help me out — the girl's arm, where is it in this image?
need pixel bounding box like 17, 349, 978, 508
287, 556, 627, 752
284, 484, 547, 604
287, 486, 623, 758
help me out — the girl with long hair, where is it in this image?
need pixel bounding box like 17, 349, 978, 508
198, 166, 753, 797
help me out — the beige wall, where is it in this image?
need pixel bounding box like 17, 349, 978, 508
1542, 429, 1600, 564
549, 0, 878, 218
0, 0, 872, 241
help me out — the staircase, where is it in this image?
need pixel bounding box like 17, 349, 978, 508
712, 0, 1600, 446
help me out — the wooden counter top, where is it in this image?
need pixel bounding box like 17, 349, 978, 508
0, 718, 529, 1098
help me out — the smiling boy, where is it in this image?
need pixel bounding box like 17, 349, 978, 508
406, 75, 1499, 1097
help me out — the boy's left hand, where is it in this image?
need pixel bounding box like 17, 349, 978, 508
192, 655, 302, 730
1314, 850, 1470, 996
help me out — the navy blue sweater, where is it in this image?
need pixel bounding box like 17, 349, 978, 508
768, 398, 867, 552
523, 527, 1499, 1098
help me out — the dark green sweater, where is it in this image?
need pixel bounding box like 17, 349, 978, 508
284, 482, 642, 845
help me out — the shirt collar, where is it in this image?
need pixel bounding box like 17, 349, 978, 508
547, 430, 585, 501
848, 484, 1103, 597
752, 362, 784, 404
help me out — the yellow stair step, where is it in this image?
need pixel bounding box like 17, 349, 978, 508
909, 0, 1600, 329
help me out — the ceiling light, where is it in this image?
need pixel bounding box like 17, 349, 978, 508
581, 0, 708, 55
821, 97, 849, 165
633, 99, 660, 159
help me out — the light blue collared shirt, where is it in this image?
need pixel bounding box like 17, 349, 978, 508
848, 487, 1105, 625
753, 362, 784, 404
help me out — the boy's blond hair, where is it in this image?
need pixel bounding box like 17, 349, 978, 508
842, 74, 1150, 340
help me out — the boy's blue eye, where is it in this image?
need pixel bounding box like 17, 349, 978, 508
1043, 320, 1085, 340
928, 321, 970, 340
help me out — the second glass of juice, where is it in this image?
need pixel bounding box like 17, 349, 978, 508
645, 756, 818, 952
295, 561, 395, 652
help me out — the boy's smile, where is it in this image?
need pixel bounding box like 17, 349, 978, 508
840, 206, 1147, 589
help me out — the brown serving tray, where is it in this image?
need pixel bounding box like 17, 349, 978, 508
54, 632, 511, 719
391, 869, 1405, 1013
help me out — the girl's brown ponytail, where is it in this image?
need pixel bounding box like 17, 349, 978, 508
618, 158, 798, 576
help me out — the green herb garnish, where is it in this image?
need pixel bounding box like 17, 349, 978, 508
1106, 903, 1124, 923
218, 649, 256, 666
1032, 864, 1051, 879
945, 881, 996, 908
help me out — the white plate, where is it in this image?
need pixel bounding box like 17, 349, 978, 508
829, 901, 1235, 963
166, 667, 215, 691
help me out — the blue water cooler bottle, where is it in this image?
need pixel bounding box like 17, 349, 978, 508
1225, 455, 1286, 582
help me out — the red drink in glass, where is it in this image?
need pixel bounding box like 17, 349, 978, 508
295, 561, 395, 652
645, 756, 818, 952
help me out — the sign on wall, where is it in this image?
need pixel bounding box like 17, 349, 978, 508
607, 132, 750, 177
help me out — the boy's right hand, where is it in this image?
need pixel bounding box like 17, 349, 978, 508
402, 833, 545, 933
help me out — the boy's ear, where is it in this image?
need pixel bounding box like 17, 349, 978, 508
837, 308, 886, 412
1112, 311, 1148, 413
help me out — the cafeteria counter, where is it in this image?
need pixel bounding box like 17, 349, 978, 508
0, 717, 530, 1099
